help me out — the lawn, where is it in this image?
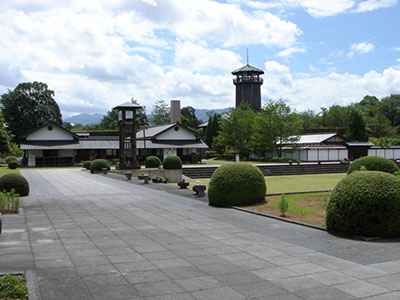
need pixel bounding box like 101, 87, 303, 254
242, 192, 330, 227
197, 173, 346, 194
0, 164, 20, 177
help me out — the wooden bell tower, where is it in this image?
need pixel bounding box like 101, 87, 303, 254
114, 102, 142, 169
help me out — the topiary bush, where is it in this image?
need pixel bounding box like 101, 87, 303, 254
83, 161, 92, 170
8, 161, 18, 169
163, 156, 182, 169
326, 171, 400, 237
347, 156, 399, 175
145, 156, 162, 168
5, 156, 17, 164
208, 162, 266, 207
0, 174, 29, 196
90, 159, 110, 174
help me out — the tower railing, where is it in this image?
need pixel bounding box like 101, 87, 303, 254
233, 76, 263, 84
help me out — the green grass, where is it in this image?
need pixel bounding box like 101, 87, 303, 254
198, 173, 346, 194
272, 192, 330, 214
0, 164, 20, 177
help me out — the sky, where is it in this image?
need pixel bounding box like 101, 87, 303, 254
0, 0, 400, 118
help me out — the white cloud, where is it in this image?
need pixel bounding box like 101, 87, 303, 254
276, 47, 306, 58
174, 41, 242, 72
239, 0, 397, 17
347, 42, 375, 58
262, 62, 400, 112
300, 0, 356, 17
353, 0, 397, 12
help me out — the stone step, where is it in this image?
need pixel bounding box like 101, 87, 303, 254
182, 163, 349, 179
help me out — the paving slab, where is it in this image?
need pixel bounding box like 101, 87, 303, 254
1, 168, 400, 299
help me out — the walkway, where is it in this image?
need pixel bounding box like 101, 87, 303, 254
1, 169, 400, 299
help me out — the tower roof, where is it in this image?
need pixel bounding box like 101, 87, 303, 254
114, 102, 142, 110
232, 64, 264, 75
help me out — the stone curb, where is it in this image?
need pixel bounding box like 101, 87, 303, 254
231, 206, 327, 231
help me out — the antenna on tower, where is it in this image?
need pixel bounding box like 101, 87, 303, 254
246, 48, 249, 64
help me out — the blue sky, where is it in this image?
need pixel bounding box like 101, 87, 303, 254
0, 0, 399, 118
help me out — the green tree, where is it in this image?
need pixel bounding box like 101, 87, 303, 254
0, 113, 10, 155
204, 113, 221, 149
251, 100, 301, 157
151, 99, 170, 125
62, 122, 73, 131
346, 109, 368, 141
213, 103, 254, 156
99, 109, 119, 130
0, 82, 62, 141
181, 106, 201, 129
381, 94, 400, 128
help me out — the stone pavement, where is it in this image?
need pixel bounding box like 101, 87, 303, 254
1, 169, 400, 299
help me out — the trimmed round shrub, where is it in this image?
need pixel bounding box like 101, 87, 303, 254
208, 162, 266, 207
83, 161, 92, 170
163, 156, 182, 169
0, 173, 29, 196
347, 156, 399, 175
145, 156, 161, 168
5, 156, 17, 163
90, 159, 110, 173
8, 161, 18, 169
326, 171, 400, 237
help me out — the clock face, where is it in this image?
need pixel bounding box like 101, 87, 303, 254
126, 111, 134, 119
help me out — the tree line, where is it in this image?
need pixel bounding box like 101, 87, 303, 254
1, 81, 399, 159
204, 94, 400, 158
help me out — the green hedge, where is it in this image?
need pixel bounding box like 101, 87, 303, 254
326, 171, 400, 237
347, 156, 399, 175
163, 156, 182, 169
208, 163, 266, 207
5, 156, 17, 164
145, 156, 161, 168
83, 161, 92, 170
0, 174, 29, 196
90, 159, 110, 173
8, 161, 18, 169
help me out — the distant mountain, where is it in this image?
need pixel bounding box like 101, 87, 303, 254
64, 113, 104, 125
63, 107, 232, 126
195, 107, 232, 122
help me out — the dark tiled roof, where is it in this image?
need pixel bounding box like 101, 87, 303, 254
232, 64, 264, 75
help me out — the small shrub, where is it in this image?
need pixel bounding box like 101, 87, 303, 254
89, 159, 110, 174
347, 156, 399, 175
163, 156, 182, 169
145, 156, 162, 168
205, 151, 217, 159
4, 156, 17, 164
8, 160, 18, 169
326, 171, 400, 237
0, 273, 28, 299
208, 162, 266, 207
278, 194, 289, 217
0, 189, 21, 214
0, 174, 29, 196
83, 161, 92, 170
111, 158, 120, 165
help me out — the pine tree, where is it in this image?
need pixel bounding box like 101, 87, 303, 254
346, 110, 368, 141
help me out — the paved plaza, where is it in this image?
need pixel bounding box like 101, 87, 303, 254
1, 169, 400, 299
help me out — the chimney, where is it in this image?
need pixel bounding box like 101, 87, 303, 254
170, 100, 181, 123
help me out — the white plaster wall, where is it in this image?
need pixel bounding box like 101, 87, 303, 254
26, 126, 74, 141
163, 148, 177, 157
308, 149, 318, 161
60, 149, 74, 157
157, 126, 195, 140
